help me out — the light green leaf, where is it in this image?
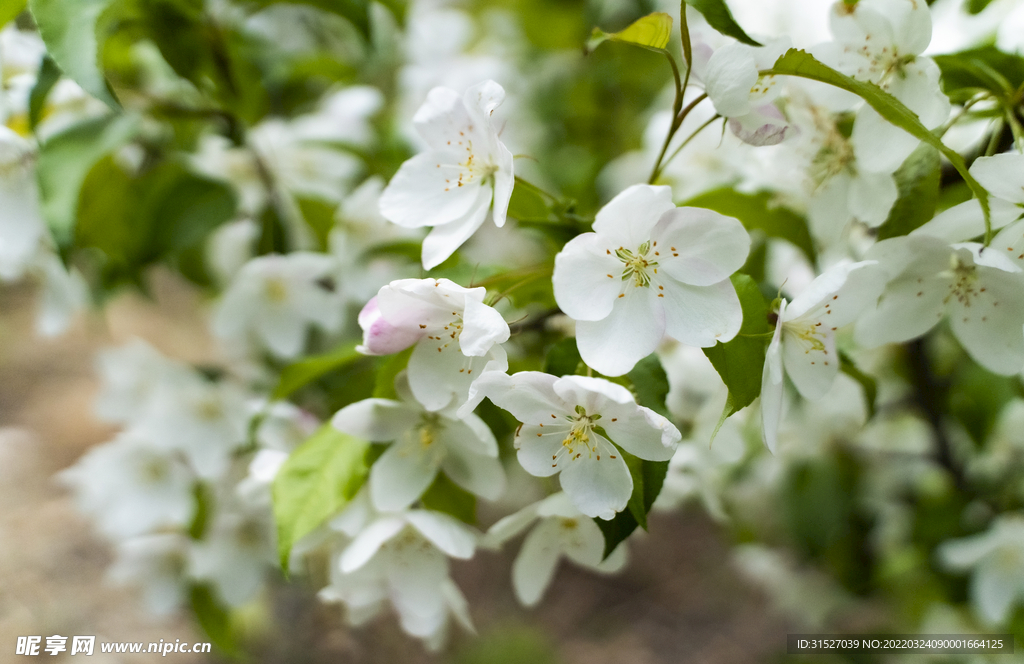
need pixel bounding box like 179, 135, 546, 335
372, 347, 414, 400
966, 0, 998, 14
683, 188, 816, 264
703, 273, 771, 414
420, 473, 476, 525
627, 353, 671, 418
272, 424, 369, 569
0, 0, 26, 28
29, 0, 118, 108
189, 583, 241, 657
876, 143, 941, 241
684, 0, 761, 47
763, 48, 992, 239
272, 341, 362, 401
36, 113, 140, 245
587, 12, 673, 53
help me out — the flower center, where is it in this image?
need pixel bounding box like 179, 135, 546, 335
425, 312, 465, 352
264, 277, 289, 303
417, 413, 442, 450
560, 406, 603, 459
616, 241, 659, 288
785, 320, 827, 354
944, 255, 979, 306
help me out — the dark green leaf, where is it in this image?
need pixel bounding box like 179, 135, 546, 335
703, 273, 771, 414
934, 46, 1024, 101
876, 143, 941, 241
684, 0, 761, 47
683, 188, 816, 264
189, 583, 241, 657
272, 424, 369, 568
623, 450, 648, 529
28, 55, 61, 131
273, 341, 362, 400
764, 49, 992, 235
627, 353, 671, 418
187, 481, 213, 539
37, 114, 140, 245
420, 473, 476, 525
28, 0, 119, 108
595, 454, 669, 557
543, 338, 584, 377
966, 0, 998, 15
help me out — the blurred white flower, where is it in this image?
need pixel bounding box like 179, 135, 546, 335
940, 516, 1024, 626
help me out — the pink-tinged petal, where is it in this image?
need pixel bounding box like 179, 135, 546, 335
379, 151, 481, 228
420, 184, 492, 269
971, 153, 1024, 205
849, 169, 898, 227
332, 398, 421, 441
592, 185, 675, 248
357, 297, 424, 355
781, 325, 839, 401
406, 510, 477, 559
661, 278, 742, 347
339, 516, 405, 572
600, 404, 680, 461
576, 287, 665, 376
516, 424, 570, 477
552, 233, 625, 322
512, 519, 562, 606
558, 435, 632, 520
491, 141, 515, 228
370, 443, 439, 511
728, 104, 791, 146
949, 266, 1024, 375
760, 311, 785, 454
851, 105, 920, 174
652, 207, 750, 287
459, 297, 509, 356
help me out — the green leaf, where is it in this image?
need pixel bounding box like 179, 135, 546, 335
146, 165, 237, 252
966, 0, 998, 14
420, 473, 476, 525
763, 48, 992, 239
372, 347, 414, 400
839, 351, 877, 419
595, 455, 669, 557
37, 113, 140, 245
272, 341, 362, 401
28, 0, 118, 108
0, 0, 26, 27
507, 179, 551, 223
28, 55, 61, 132
587, 12, 673, 53
933, 46, 1024, 101
683, 188, 816, 264
876, 143, 941, 241
187, 481, 213, 540
703, 273, 771, 414
189, 583, 241, 657
272, 424, 369, 569
627, 353, 671, 418
684, 0, 761, 47
543, 338, 584, 378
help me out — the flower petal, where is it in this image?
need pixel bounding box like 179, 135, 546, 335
661, 278, 742, 347
512, 519, 562, 607
379, 151, 481, 228
848, 169, 899, 227
332, 398, 422, 441
558, 435, 632, 520
516, 424, 570, 478
852, 105, 920, 174
421, 184, 492, 269
652, 207, 750, 287
973, 563, 1017, 626
406, 510, 477, 559
576, 287, 665, 376
760, 305, 785, 454
971, 153, 1024, 205
949, 267, 1024, 375
340, 516, 406, 572
592, 184, 675, 248
552, 233, 625, 322
459, 297, 509, 356
600, 404, 680, 460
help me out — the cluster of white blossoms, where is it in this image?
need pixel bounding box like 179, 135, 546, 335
17, 0, 1024, 653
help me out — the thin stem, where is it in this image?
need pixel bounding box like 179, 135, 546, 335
648, 92, 708, 184
652, 111, 719, 182
936, 93, 990, 138
679, 1, 693, 99
985, 118, 1005, 157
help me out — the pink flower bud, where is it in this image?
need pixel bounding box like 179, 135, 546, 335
356, 297, 423, 355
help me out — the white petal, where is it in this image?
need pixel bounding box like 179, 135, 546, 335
890, 59, 949, 129
512, 519, 562, 607
971, 153, 1024, 205
848, 169, 898, 227
992, 218, 1024, 271
576, 287, 664, 376
406, 510, 477, 559
477, 371, 563, 422
785, 260, 886, 327
703, 43, 759, 117
552, 375, 636, 410
560, 517, 608, 569
491, 141, 515, 228
661, 278, 743, 347
851, 105, 920, 174
558, 436, 633, 520
939, 533, 997, 570
652, 207, 750, 286
592, 184, 675, 248
413, 86, 486, 151
600, 404, 680, 461
340, 517, 406, 572
485, 503, 540, 546
949, 267, 1024, 375
379, 151, 481, 228
332, 398, 421, 441
370, 443, 439, 511
728, 104, 792, 146
760, 309, 785, 454
440, 449, 506, 501
781, 325, 839, 400
552, 233, 626, 322
421, 184, 492, 269
973, 564, 1017, 626
516, 424, 571, 478
408, 337, 497, 412
258, 307, 307, 358
855, 254, 948, 348
459, 297, 509, 356
463, 79, 506, 121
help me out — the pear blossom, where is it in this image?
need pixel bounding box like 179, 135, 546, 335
379, 80, 514, 269
552, 184, 748, 376
320, 498, 476, 650
818, 0, 950, 172
855, 235, 1024, 375
761, 261, 885, 452
485, 492, 626, 607
332, 373, 505, 511
939, 516, 1024, 626
466, 372, 680, 520
212, 252, 343, 359
358, 278, 510, 411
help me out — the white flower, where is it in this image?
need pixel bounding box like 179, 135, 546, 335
321, 501, 476, 650
379, 80, 514, 269
466, 372, 681, 520
33, 251, 89, 337
939, 516, 1024, 626
212, 252, 343, 359
818, 0, 950, 172
358, 278, 510, 411
485, 492, 626, 607
332, 374, 505, 512
855, 235, 1024, 375
189, 505, 276, 607
552, 184, 748, 376
0, 126, 44, 281
107, 534, 191, 617
761, 261, 885, 452
58, 431, 196, 539
93, 340, 195, 425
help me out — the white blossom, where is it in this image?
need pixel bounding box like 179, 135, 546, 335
940, 516, 1024, 626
